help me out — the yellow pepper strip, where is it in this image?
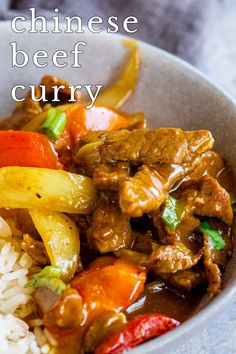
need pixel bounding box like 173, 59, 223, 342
95, 39, 141, 109
0, 167, 97, 214
30, 210, 80, 281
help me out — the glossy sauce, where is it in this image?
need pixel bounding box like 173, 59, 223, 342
125, 282, 205, 323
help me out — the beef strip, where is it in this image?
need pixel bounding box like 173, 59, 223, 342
22, 234, 49, 265
148, 242, 203, 275
153, 176, 233, 248
175, 176, 233, 225
93, 162, 130, 190
115, 242, 202, 276
154, 211, 201, 251
203, 235, 222, 298
183, 151, 225, 181
114, 247, 205, 292
87, 193, 132, 253
73, 128, 214, 175
100, 128, 214, 164
119, 158, 201, 217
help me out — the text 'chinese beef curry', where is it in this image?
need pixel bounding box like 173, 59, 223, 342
0, 40, 234, 354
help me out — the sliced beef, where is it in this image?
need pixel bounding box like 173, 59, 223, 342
73, 129, 214, 175
154, 176, 233, 248
119, 159, 200, 217
154, 211, 200, 251
87, 193, 132, 253
203, 235, 222, 298
183, 151, 225, 182
115, 242, 202, 276
100, 128, 214, 165
176, 176, 233, 225
148, 242, 203, 275
93, 162, 130, 190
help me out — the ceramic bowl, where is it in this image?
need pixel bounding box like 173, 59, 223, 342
0, 21, 236, 354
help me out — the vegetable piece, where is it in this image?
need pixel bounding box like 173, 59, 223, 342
65, 105, 130, 146
39, 107, 67, 141
95, 39, 141, 109
95, 313, 180, 354
23, 111, 48, 132
161, 195, 181, 231
32, 265, 62, 278
0, 131, 63, 169
44, 257, 146, 352
0, 167, 97, 214
70, 256, 146, 323
120, 111, 146, 130
29, 210, 80, 281
83, 311, 127, 353
25, 265, 66, 295
199, 221, 225, 250
44, 288, 83, 328
22, 104, 77, 132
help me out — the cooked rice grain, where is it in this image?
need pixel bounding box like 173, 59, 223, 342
0, 314, 40, 354
0, 215, 41, 353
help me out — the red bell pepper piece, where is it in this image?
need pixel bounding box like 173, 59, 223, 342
54, 105, 133, 165
70, 256, 146, 322
0, 131, 63, 169
65, 105, 130, 146
95, 313, 180, 354
44, 257, 146, 353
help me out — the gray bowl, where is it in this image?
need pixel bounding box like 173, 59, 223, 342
0, 21, 236, 354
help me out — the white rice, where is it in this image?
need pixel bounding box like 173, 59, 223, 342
0, 214, 43, 353
0, 314, 40, 354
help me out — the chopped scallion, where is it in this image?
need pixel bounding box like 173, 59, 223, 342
161, 195, 180, 231
25, 265, 66, 295
199, 221, 225, 250
39, 107, 66, 141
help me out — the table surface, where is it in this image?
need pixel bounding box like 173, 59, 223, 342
169, 2, 236, 353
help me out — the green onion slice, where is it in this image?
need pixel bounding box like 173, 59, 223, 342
25, 265, 66, 295
39, 107, 66, 141
161, 195, 181, 231
199, 221, 225, 250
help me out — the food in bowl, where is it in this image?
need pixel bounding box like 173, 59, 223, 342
0, 40, 234, 354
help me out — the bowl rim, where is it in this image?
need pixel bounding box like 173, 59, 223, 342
1, 21, 236, 353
